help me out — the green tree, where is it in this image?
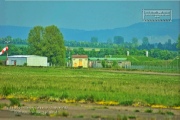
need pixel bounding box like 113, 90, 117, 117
91, 37, 98, 43
101, 60, 106, 68
177, 34, 180, 51
132, 37, 138, 48
113, 36, 124, 44
107, 38, 112, 44
28, 26, 44, 55
112, 60, 118, 68
142, 37, 149, 46
28, 25, 66, 66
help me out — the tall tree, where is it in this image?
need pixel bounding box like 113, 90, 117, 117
107, 38, 112, 44
28, 25, 66, 66
91, 37, 98, 43
132, 37, 138, 48
28, 26, 44, 55
177, 34, 180, 52
142, 37, 149, 46
113, 36, 124, 44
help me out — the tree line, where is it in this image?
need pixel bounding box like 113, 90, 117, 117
0, 28, 179, 64
0, 36, 27, 44
66, 47, 177, 60
0, 35, 178, 51
65, 36, 178, 51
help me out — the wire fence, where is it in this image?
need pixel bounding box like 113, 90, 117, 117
127, 65, 179, 73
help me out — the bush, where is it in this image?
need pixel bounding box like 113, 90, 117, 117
101, 60, 106, 68
23, 63, 27, 66
145, 109, 153, 113
134, 109, 140, 112
9, 98, 21, 107
166, 111, 174, 115
61, 111, 69, 117
0, 60, 3, 65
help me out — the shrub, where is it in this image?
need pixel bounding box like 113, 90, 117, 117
166, 111, 174, 115
128, 116, 136, 119
61, 111, 69, 117
101, 60, 106, 68
9, 98, 21, 107
145, 109, 153, 113
134, 109, 140, 112
0, 60, 3, 65
23, 63, 27, 66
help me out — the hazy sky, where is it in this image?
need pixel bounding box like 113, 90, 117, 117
0, 0, 180, 30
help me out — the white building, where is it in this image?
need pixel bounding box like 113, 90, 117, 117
7, 55, 48, 67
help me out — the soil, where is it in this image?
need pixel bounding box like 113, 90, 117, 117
0, 99, 180, 120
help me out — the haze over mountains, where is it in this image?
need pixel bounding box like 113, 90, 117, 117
0, 19, 179, 44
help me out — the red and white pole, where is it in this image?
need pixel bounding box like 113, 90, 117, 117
0, 46, 8, 55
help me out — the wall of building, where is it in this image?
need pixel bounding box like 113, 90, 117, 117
7, 57, 27, 66
89, 60, 131, 68
27, 56, 47, 66
72, 58, 88, 68
7, 55, 48, 66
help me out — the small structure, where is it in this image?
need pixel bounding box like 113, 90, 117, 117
89, 58, 131, 68
72, 55, 88, 68
127, 51, 129, 56
146, 51, 148, 57
7, 55, 48, 66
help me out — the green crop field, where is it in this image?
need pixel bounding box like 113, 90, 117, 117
0, 66, 180, 108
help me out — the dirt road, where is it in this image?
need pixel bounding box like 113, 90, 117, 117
0, 100, 180, 120
97, 69, 180, 76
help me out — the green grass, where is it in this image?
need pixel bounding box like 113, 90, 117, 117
0, 56, 7, 60
0, 66, 180, 107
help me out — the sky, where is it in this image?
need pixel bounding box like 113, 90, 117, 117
0, 0, 180, 30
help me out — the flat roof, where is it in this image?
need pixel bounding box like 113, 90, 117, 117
89, 58, 127, 61
72, 55, 88, 58
8, 55, 47, 58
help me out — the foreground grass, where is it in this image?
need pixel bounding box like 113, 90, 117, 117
0, 66, 180, 107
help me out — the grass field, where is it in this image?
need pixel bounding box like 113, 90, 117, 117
0, 66, 180, 108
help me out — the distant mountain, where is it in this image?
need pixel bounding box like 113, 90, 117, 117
0, 26, 32, 40
0, 19, 179, 43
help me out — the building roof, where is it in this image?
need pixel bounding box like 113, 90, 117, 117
89, 57, 127, 61
72, 55, 88, 58
8, 55, 47, 58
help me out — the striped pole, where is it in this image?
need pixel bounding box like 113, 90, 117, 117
0, 46, 8, 55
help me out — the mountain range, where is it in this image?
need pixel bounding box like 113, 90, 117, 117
0, 19, 179, 43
